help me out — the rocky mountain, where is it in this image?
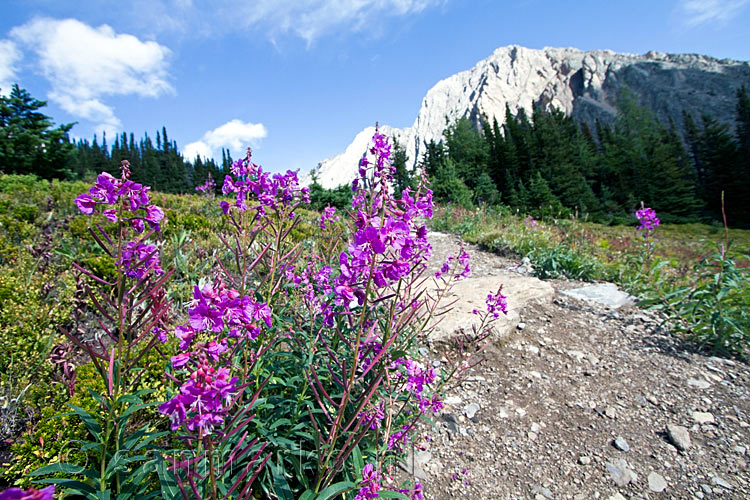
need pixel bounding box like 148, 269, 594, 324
308, 45, 750, 189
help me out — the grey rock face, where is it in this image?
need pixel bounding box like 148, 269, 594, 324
311, 45, 750, 189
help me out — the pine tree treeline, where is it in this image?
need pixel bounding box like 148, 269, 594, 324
422, 87, 750, 227
69, 127, 233, 195
0, 84, 232, 194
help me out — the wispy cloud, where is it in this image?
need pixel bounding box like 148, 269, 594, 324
10, 18, 173, 136
184, 119, 267, 161
677, 0, 750, 27
124, 0, 443, 44
0, 40, 21, 96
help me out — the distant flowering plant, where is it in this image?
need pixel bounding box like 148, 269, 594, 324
636, 206, 660, 231
194, 175, 216, 195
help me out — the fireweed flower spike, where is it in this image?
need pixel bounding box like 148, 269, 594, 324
636, 205, 660, 231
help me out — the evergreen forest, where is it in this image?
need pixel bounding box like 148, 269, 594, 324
418, 87, 750, 227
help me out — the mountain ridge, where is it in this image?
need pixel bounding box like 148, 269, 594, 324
307, 45, 750, 189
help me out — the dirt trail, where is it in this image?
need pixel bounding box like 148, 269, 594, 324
408, 232, 750, 500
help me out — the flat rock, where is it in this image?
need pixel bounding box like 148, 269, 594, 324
666, 424, 691, 451
711, 476, 733, 490
400, 449, 432, 480
648, 472, 667, 492
613, 437, 630, 451
464, 402, 480, 419
692, 411, 715, 424
606, 459, 637, 487
424, 272, 554, 342
561, 283, 635, 308
687, 378, 711, 389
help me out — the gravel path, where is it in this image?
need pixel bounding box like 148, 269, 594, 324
405, 232, 750, 500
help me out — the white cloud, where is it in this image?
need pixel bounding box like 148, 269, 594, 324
0, 40, 21, 96
10, 18, 172, 133
126, 0, 442, 44
184, 119, 267, 161
237, 0, 442, 43
678, 0, 750, 27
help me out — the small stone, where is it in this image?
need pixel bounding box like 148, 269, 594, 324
606, 459, 637, 487
431, 360, 441, 368
528, 431, 538, 440
444, 395, 462, 406
464, 402, 480, 419
605, 406, 617, 419
418, 347, 429, 357
687, 378, 710, 389
516, 408, 527, 417
517, 322, 526, 330
648, 472, 667, 492
530, 422, 541, 433
578, 455, 591, 465
711, 476, 733, 490
692, 411, 715, 424
700, 484, 712, 494
646, 395, 659, 405
607, 494, 627, 500
734, 445, 746, 455
666, 424, 691, 451
497, 407, 509, 418
613, 437, 630, 452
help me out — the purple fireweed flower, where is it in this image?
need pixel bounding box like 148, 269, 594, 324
220, 148, 308, 217
153, 326, 167, 344
358, 402, 385, 430
486, 287, 508, 318
354, 464, 381, 500
319, 205, 339, 229
158, 357, 239, 435
195, 176, 216, 195
171, 352, 191, 369
0, 486, 55, 500
75, 166, 165, 240
388, 425, 411, 452
74, 193, 97, 214
636, 206, 660, 231
117, 241, 164, 279
174, 324, 195, 351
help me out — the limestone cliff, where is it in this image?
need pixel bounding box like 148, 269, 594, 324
309, 45, 750, 189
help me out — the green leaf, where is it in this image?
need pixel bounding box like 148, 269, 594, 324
351, 444, 364, 472
272, 460, 294, 500
31, 478, 97, 496
29, 462, 86, 476
155, 453, 180, 500
298, 491, 316, 500
378, 491, 410, 499
67, 404, 102, 440
316, 481, 355, 500
96, 490, 112, 500
105, 450, 127, 479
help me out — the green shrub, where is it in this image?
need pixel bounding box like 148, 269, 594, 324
0, 256, 74, 389
2, 364, 106, 487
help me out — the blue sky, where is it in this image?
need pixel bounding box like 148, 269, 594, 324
1, 0, 750, 174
